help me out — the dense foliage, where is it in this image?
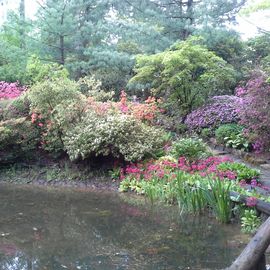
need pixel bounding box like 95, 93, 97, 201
185, 95, 241, 130
128, 38, 236, 119
237, 76, 270, 152
64, 111, 165, 162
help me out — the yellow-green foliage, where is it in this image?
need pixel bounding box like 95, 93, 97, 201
63, 111, 165, 162
128, 37, 236, 117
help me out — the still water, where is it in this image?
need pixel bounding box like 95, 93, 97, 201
0, 184, 247, 270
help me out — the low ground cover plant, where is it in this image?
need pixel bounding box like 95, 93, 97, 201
215, 124, 244, 144
119, 144, 265, 226
217, 162, 260, 182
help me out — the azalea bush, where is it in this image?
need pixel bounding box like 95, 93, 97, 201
185, 95, 241, 131
28, 77, 86, 153
0, 81, 26, 100
236, 76, 270, 152
63, 110, 166, 162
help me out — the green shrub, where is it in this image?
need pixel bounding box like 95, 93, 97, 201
0, 100, 11, 121
25, 55, 69, 86
200, 128, 214, 140
28, 77, 85, 154
241, 209, 261, 234
217, 162, 260, 182
63, 111, 165, 162
225, 133, 250, 151
28, 77, 81, 114
3, 93, 30, 120
215, 124, 243, 144
170, 138, 211, 163
0, 118, 40, 163
78, 75, 114, 101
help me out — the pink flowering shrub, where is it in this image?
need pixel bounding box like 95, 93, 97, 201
236, 76, 270, 152
185, 95, 241, 131
0, 81, 26, 100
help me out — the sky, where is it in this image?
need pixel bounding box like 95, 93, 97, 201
12, 0, 270, 40
234, 8, 270, 39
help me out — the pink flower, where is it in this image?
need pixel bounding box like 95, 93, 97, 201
246, 197, 257, 207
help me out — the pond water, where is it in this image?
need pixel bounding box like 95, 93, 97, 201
0, 184, 248, 270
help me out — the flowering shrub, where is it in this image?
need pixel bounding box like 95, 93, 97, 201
63, 111, 166, 162
85, 91, 163, 123
185, 95, 241, 131
236, 76, 270, 152
0, 81, 26, 100
28, 78, 86, 153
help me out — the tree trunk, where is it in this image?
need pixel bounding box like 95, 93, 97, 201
60, 35, 65, 65
19, 0, 25, 48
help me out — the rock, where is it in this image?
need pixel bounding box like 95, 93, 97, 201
260, 164, 270, 170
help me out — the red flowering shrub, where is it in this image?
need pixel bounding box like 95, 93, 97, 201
0, 81, 26, 100
236, 76, 270, 152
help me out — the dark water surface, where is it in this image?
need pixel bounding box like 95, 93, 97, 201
0, 184, 247, 270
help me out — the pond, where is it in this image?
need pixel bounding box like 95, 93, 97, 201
0, 184, 248, 270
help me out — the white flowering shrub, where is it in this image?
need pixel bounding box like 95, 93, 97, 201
63, 111, 165, 162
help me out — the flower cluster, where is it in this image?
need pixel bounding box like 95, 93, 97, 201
0, 81, 26, 100
86, 91, 163, 123
185, 95, 241, 130
246, 197, 258, 207
123, 156, 237, 182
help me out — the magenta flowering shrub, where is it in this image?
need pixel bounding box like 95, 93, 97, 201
185, 95, 241, 130
236, 76, 270, 152
0, 81, 26, 100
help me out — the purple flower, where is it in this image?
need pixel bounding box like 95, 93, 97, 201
185, 95, 242, 130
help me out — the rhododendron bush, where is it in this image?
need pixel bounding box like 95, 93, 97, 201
0, 81, 26, 100
236, 76, 270, 152
185, 95, 241, 131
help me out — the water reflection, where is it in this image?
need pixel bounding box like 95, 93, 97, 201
0, 184, 247, 270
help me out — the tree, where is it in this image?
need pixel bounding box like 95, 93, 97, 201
128, 38, 237, 120
197, 28, 246, 82
35, 0, 135, 90
113, 0, 247, 43
0, 12, 32, 82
